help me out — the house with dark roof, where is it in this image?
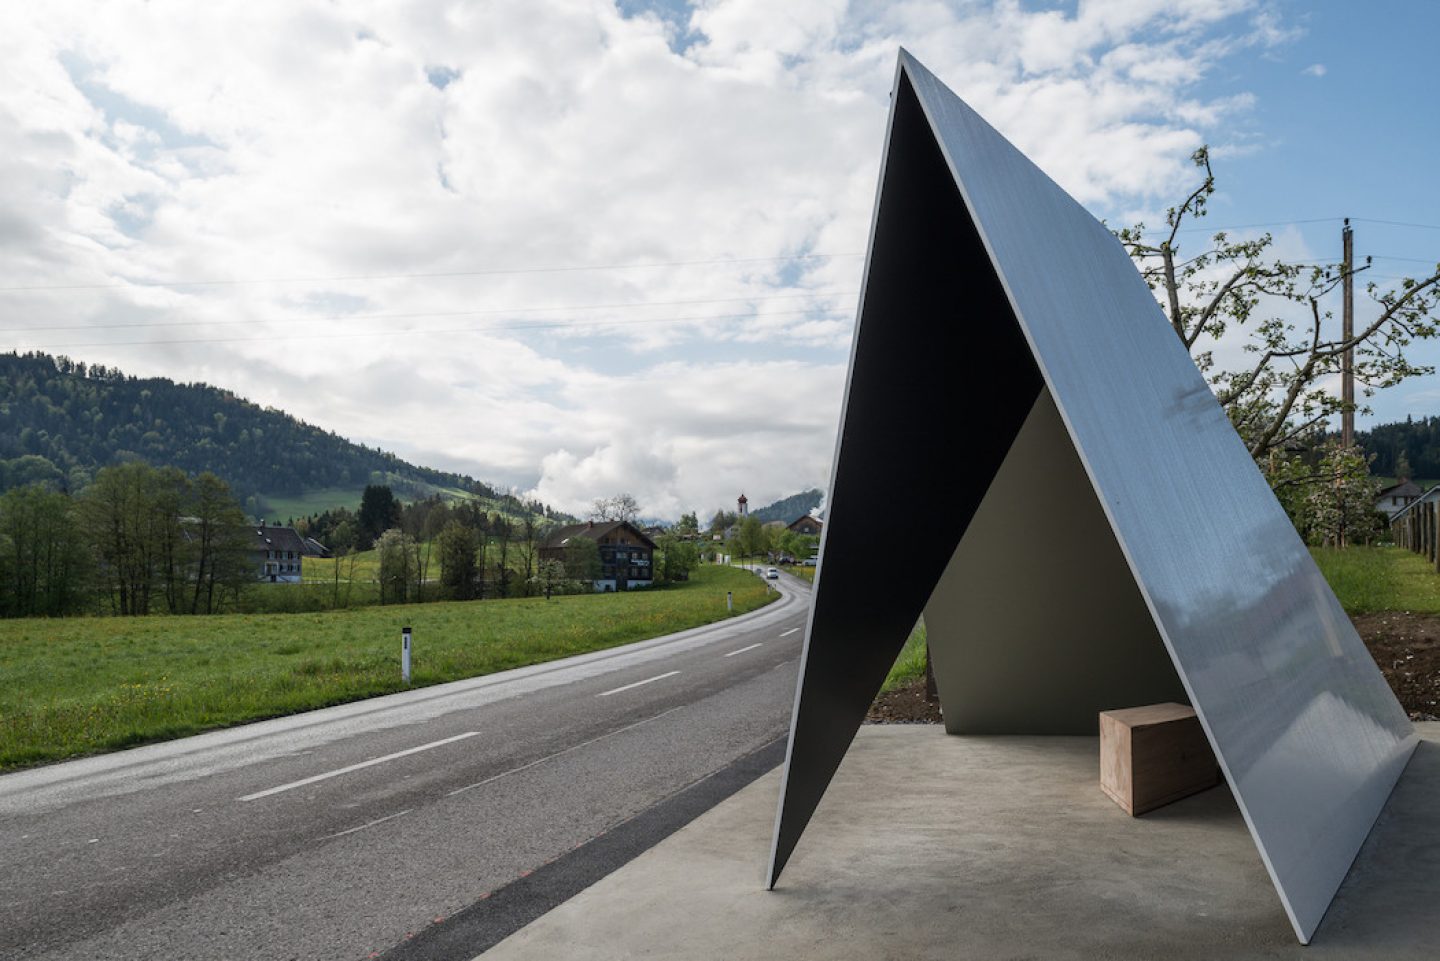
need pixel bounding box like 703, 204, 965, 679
788, 514, 824, 536
539, 520, 657, 591
1387, 483, 1440, 523
1377, 479, 1424, 518
249, 524, 313, 583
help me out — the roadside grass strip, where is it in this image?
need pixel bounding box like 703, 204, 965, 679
0, 565, 775, 771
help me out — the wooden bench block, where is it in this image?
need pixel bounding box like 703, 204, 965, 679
1099, 703, 1220, 815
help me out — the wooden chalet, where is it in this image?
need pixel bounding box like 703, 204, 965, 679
788, 514, 824, 536
540, 520, 657, 591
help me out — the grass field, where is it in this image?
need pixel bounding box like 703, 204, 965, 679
257, 482, 530, 528
257, 487, 363, 523
0, 565, 775, 771
1311, 545, 1440, 614
780, 564, 816, 583
1374, 477, 1440, 491
301, 538, 522, 586
303, 543, 387, 582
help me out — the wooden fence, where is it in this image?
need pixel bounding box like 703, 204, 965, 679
1391, 499, 1440, 572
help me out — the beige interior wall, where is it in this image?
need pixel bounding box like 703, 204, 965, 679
925, 388, 1188, 735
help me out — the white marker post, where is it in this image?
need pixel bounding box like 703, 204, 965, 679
727, 591, 733, 613
401, 626, 412, 685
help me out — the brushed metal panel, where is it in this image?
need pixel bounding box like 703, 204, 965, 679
926, 387, 1189, 734
764, 61, 1044, 888
898, 51, 1415, 943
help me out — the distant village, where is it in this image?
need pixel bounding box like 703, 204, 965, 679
257, 491, 823, 597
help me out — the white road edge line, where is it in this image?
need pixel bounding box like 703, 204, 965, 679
239, 731, 481, 802
446, 706, 683, 797
597, 670, 680, 697
320, 808, 413, 841
725, 643, 763, 657
779, 628, 800, 637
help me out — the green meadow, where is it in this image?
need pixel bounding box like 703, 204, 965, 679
1309, 545, 1440, 614
0, 564, 774, 771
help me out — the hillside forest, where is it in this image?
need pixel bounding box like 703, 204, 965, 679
0, 351, 554, 521
1357, 417, 1440, 481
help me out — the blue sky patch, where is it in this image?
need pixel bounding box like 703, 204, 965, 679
425, 65, 461, 90
59, 50, 213, 156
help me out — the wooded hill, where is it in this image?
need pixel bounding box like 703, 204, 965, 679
0, 351, 555, 522
751, 488, 824, 523
1359, 417, 1440, 481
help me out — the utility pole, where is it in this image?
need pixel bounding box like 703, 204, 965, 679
1341, 218, 1355, 448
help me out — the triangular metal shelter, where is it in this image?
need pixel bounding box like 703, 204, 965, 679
766, 50, 1416, 945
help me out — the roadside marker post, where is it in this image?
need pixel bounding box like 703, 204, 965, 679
727, 591, 733, 613
402, 626, 412, 685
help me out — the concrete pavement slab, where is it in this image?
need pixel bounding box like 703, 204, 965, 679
479, 723, 1440, 959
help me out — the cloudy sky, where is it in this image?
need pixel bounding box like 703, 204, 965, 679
3, 1, 1438, 519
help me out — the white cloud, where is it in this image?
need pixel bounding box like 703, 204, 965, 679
0, 0, 1288, 517
1302, 63, 1327, 77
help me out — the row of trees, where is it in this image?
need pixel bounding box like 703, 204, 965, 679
369, 493, 701, 606
1355, 417, 1440, 481
726, 515, 817, 566
0, 463, 252, 618
2, 476, 713, 617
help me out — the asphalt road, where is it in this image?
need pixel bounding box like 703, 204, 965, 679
0, 571, 811, 961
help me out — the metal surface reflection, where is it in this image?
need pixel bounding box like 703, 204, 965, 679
767, 50, 1415, 945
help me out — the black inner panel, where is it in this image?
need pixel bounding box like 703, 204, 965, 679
771, 69, 1044, 884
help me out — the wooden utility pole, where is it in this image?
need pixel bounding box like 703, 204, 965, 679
1341, 219, 1355, 447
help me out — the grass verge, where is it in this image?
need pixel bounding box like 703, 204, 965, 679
780, 564, 815, 583
881, 620, 928, 693
0, 565, 774, 771
1310, 545, 1440, 614
867, 548, 1433, 704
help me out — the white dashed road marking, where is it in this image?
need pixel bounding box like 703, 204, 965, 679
446, 706, 682, 797
597, 671, 680, 697
240, 732, 481, 801
320, 809, 413, 841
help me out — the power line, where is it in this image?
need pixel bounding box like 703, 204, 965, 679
1354, 218, 1440, 232
1368, 254, 1440, 265
1172, 217, 1341, 234
0, 289, 859, 335
4, 307, 856, 352
0, 252, 867, 294
1159, 216, 1440, 237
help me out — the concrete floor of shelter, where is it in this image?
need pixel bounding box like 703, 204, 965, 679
479, 723, 1440, 960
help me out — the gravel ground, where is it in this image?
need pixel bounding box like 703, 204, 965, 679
868, 680, 942, 724
1350, 611, 1440, 721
